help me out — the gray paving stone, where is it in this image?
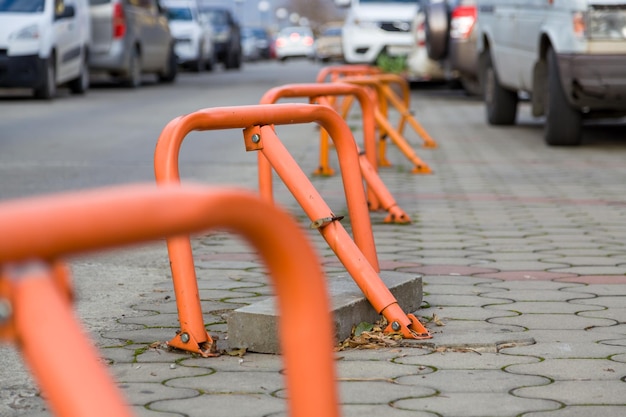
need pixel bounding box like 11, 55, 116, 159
514, 380, 626, 405
335, 359, 427, 379
335, 380, 436, 404
392, 393, 559, 417
523, 405, 626, 417
394, 351, 539, 369
480, 289, 596, 302
488, 313, 616, 330
500, 341, 625, 359
506, 358, 626, 380
167, 370, 285, 394
340, 404, 438, 417
150, 393, 286, 417
420, 305, 516, 321
398, 369, 548, 393
110, 362, 212, 383
118, 382, 199, 406
486, 301, 603, 314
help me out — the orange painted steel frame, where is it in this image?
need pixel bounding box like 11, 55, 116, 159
0, 184, 340, 417
315, 64, 381, 84
339, 75, 436, 174
259, 83, 411, 224
154, 104, 431, 355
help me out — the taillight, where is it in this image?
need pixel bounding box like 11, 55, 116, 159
276, 37, 286, 47
303, 36, 313, 46
113, 2, 126, 39
416, 21, 425, 47
450, 5, 476, 40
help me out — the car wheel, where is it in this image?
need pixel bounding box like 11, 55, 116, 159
192, 44, 204, 72
68, 49, 89, 95
460, 74, 482, 97
158, 45, 177, 83
123, 48, 141, 88
482, 50, 518, 125
544, 46, 582, 146
424, 1, 450, 61
225, 46, 242, 70
34, 56, 56, 99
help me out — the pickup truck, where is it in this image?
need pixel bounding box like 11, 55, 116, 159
476, 0, 626, 146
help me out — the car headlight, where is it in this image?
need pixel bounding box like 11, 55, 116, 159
9, 24, 40, 40
584, 8, 626, 40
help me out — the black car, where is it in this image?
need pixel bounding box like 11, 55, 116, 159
197, 4, 242, 69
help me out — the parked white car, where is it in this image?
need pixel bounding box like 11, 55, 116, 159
0, 0, 91, 99
274, 26, 315, 61
162, 0, 215, 71
477, 0, 626, 146
336, 0, 417, 65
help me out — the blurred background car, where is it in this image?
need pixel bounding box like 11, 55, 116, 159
314, 22, 344, 62
274, 26, 315, 62
162, 0, 215, 72
197, 4, 242, 69
0, 0, 91, 99
242, 26, 272, 60
422, 0, 479, 95
405, 1, 445, 82
88, 0, 177, 87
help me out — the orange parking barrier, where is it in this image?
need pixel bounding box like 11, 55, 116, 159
0, 184, 340, 417
260, 83, 411, 223
315, 64, 381, 84
340, 75, 435, 173
154, 104, 431, 354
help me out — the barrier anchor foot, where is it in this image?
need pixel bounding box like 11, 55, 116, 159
168, 330, 219, 357
383, 206, 411, 224
382, 304, 432, 340
312, 166, 336, 176
411, 164, 433, 174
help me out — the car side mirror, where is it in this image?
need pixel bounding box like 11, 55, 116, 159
55, 4, 75, 19
334, 0, 351, 8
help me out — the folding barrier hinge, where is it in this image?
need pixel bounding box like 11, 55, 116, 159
243, 125, 264, 152
310, 215, 344, 229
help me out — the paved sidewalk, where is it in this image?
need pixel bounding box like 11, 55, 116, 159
3, 77, 626, 416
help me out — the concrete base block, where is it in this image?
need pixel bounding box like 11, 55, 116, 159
227, 271, 423, 354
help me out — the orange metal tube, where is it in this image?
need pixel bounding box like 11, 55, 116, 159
154, 104, 378, 269
340, 76, 434, 172
4, 266, 134, 417
375, 110, 433, 174
0, 184, 341, 417
256, 131, 405, 314
154, 104, 381, 352
315, 64, 380, 83
259, 84, 377, 198
259, 83, 410, 221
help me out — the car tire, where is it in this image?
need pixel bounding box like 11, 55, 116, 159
123, 48, 142, 88
482, 50, 518, 125
424, 1, 450, 61
225, 45, 242, 70
34, 56, 56, 100
158, 45, 177, 83
68, 49, 89, 95
544, 46, 582, 146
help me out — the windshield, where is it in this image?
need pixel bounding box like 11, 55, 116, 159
166, 6, 193, 21
0, 0, 44, 12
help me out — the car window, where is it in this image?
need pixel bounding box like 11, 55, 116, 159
166, 6, 192, 21
322, 27, 341, 37
0, 0, 45, 12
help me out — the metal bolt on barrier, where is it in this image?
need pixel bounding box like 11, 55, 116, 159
0, 184, 341, 417
259, 82, 411, 223
154, 104, 431, 356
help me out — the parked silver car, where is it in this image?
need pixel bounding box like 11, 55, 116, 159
88, 0, 177, 87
